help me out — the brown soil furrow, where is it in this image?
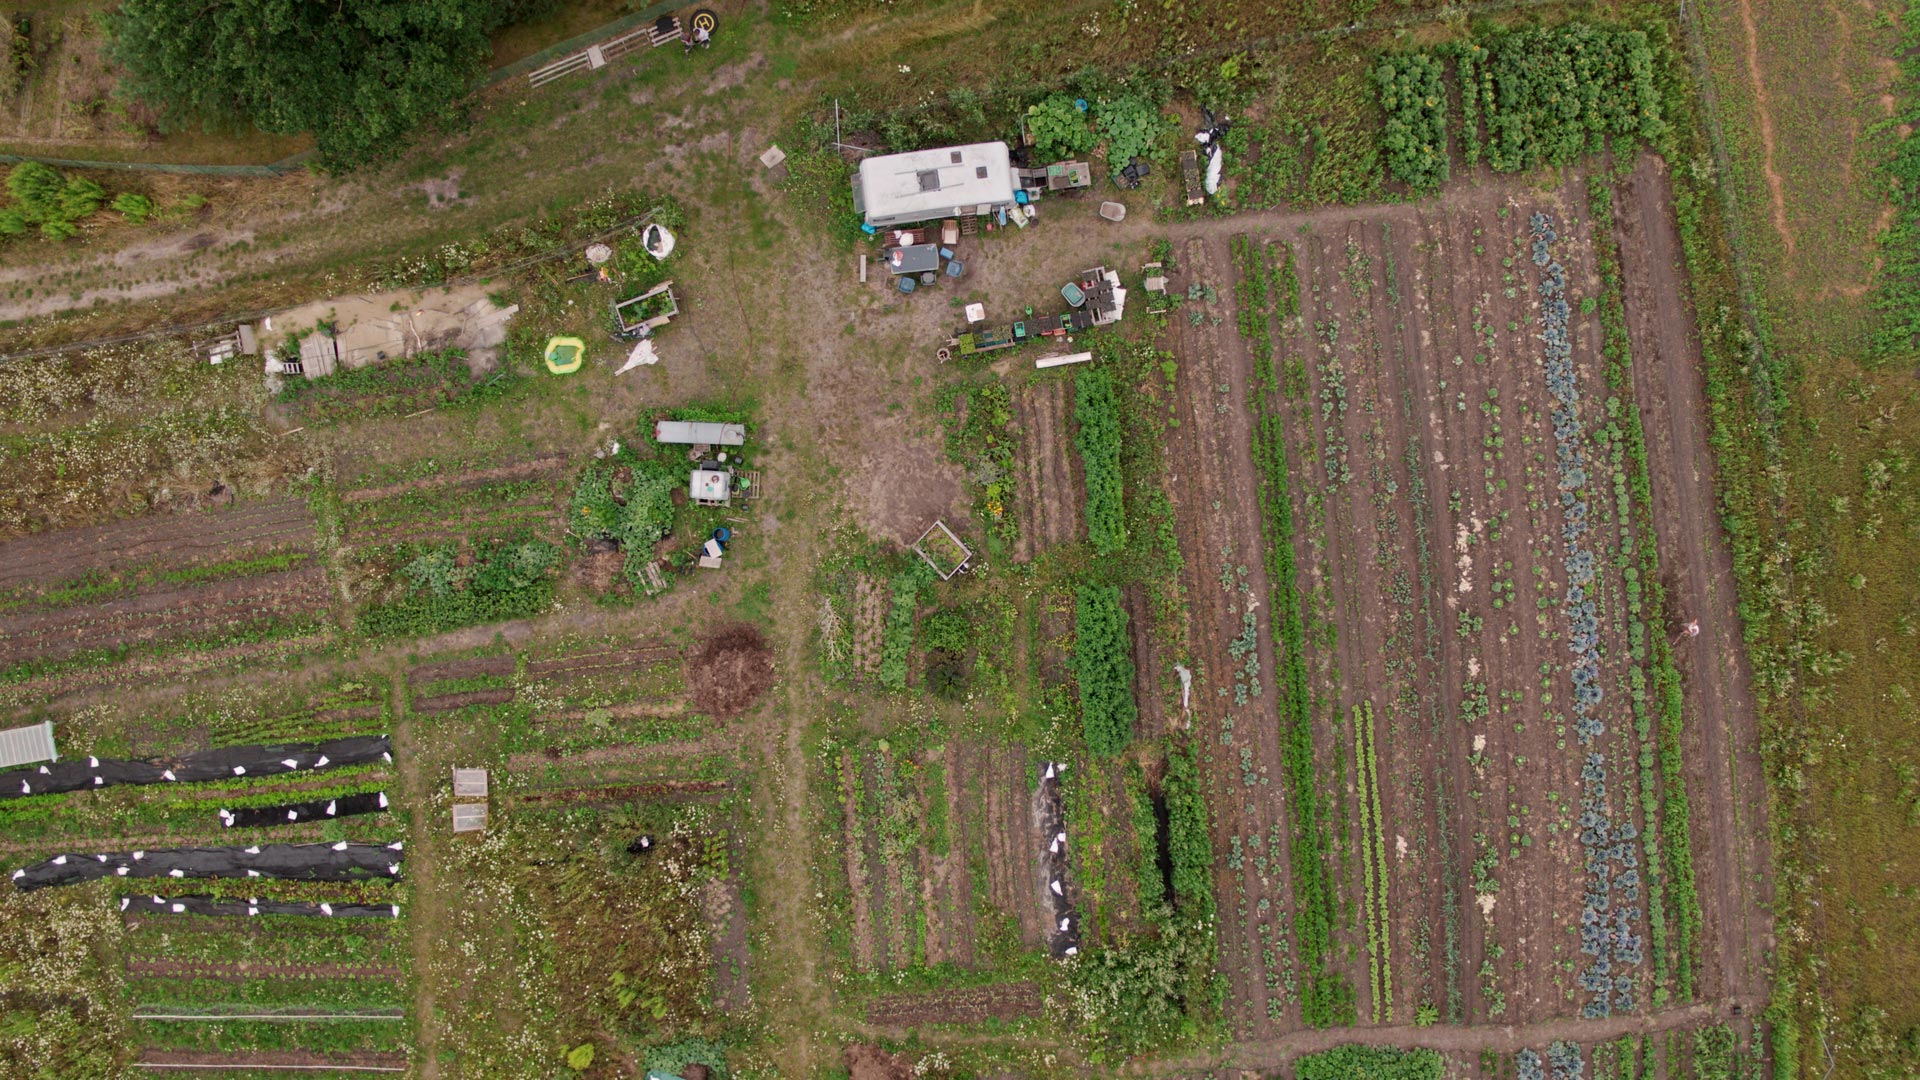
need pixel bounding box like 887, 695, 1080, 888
128, 958, 400, 980
0, 500, 314, 588
1615, 151, 1774, 1007
405, 655, 515, 686
523, 644, 678, 680
841, 747, 876, 971
0, 567, 330, 666
1734, 0, 1796, 254
135, 1049, 411, 1069
851, 575, 884, 676
1164, 232, 1294, 1038
865, 982, 1042, 1026
340, 456, 567, 504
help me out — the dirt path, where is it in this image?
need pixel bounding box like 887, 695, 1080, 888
386, 664, 441, 1080
1734, 0, 1796, 255
1614, 151, 1775, 1007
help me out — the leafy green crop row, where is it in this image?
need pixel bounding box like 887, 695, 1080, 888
1296, 1045, 1443, 1080
1072, 585, 1137, 756
877, 564, 932, 691
1353, 700, 1391, 1021
1074, 369, 1127, 554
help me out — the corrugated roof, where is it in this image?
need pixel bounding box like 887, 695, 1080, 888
654, 420, 745, 446
0, 721, 56, 769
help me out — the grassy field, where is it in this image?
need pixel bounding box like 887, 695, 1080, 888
1684, 0, 1920, 1072
0, 0, 1907, 1077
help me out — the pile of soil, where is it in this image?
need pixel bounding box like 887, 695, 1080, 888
843, 1044, 913, 1080
686, 623, 774, 718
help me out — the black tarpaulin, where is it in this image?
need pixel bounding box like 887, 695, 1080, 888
1037, 761, 1080, 958
11, 841, 403, 891
0, 735, 391, 799
120, 893, 400, 918
221, 791, 388, 828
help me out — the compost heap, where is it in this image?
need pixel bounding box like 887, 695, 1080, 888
687, 622, 774, 717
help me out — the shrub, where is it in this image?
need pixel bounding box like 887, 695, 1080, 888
111, 192, 155, 224
1027, 93, 1093, 159
1163, 739, 1212, 919
1474, 24, 1666, 173
1094, 93, 1165, 164
566, 1044, 594, 1070
1373, 53, 1448, 193
568, 461, 678, 589
1073, 585, 1137, 755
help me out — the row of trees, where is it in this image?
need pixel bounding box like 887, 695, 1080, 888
104, 0, 559, 170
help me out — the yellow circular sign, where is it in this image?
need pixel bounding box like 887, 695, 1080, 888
690, 9, 717, 33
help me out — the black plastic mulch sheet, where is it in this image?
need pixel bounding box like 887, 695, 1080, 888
222, 791, 389, 828
10, 841, 403, 892
120, 893, 400, 919
1037, 761, 1081, 958
0, 735, 391, 799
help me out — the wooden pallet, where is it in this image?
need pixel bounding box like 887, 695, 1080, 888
640, 561, 668, 597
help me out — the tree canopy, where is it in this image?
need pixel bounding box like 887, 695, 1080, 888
104, 0, 550, 170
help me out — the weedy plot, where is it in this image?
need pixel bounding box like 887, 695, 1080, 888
0, 495, 328, 685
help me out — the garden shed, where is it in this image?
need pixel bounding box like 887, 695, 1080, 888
855, 142, 1017, 228
0, 720, 56, 769
690, 468, 732, 507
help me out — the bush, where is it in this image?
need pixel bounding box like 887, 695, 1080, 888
1474, 24, 1667, 173
1094, 93, 1165, 164
1, 162, 109, 242
1074, 369, 1126, 553
1373, 53, 1448, 193
1073, 585, 1137, 755
568, 461, 678, 589
1027, 93, 1093, 159
111, 192, 155, 224
1163, 739, 1212, 919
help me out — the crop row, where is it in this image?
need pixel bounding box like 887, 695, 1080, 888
1588, 185, 1702, 1001
1250, 346, 1349, 1027
137, 1016, 406, 1056
1352, 700, 1391, 1021
1073, 368, 1127, 554
1073, 585, 1137, 757
129, 974, 408, 1013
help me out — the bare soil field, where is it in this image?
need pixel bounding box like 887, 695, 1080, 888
1160, 232, 1299, 1040
1155, 166, 1770, 1040
865, 982, 1042, 1026
0, 565, 329, 668
0, 496, 315, 597
406, 654, 516, 687
1011, 375, 1084, 561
